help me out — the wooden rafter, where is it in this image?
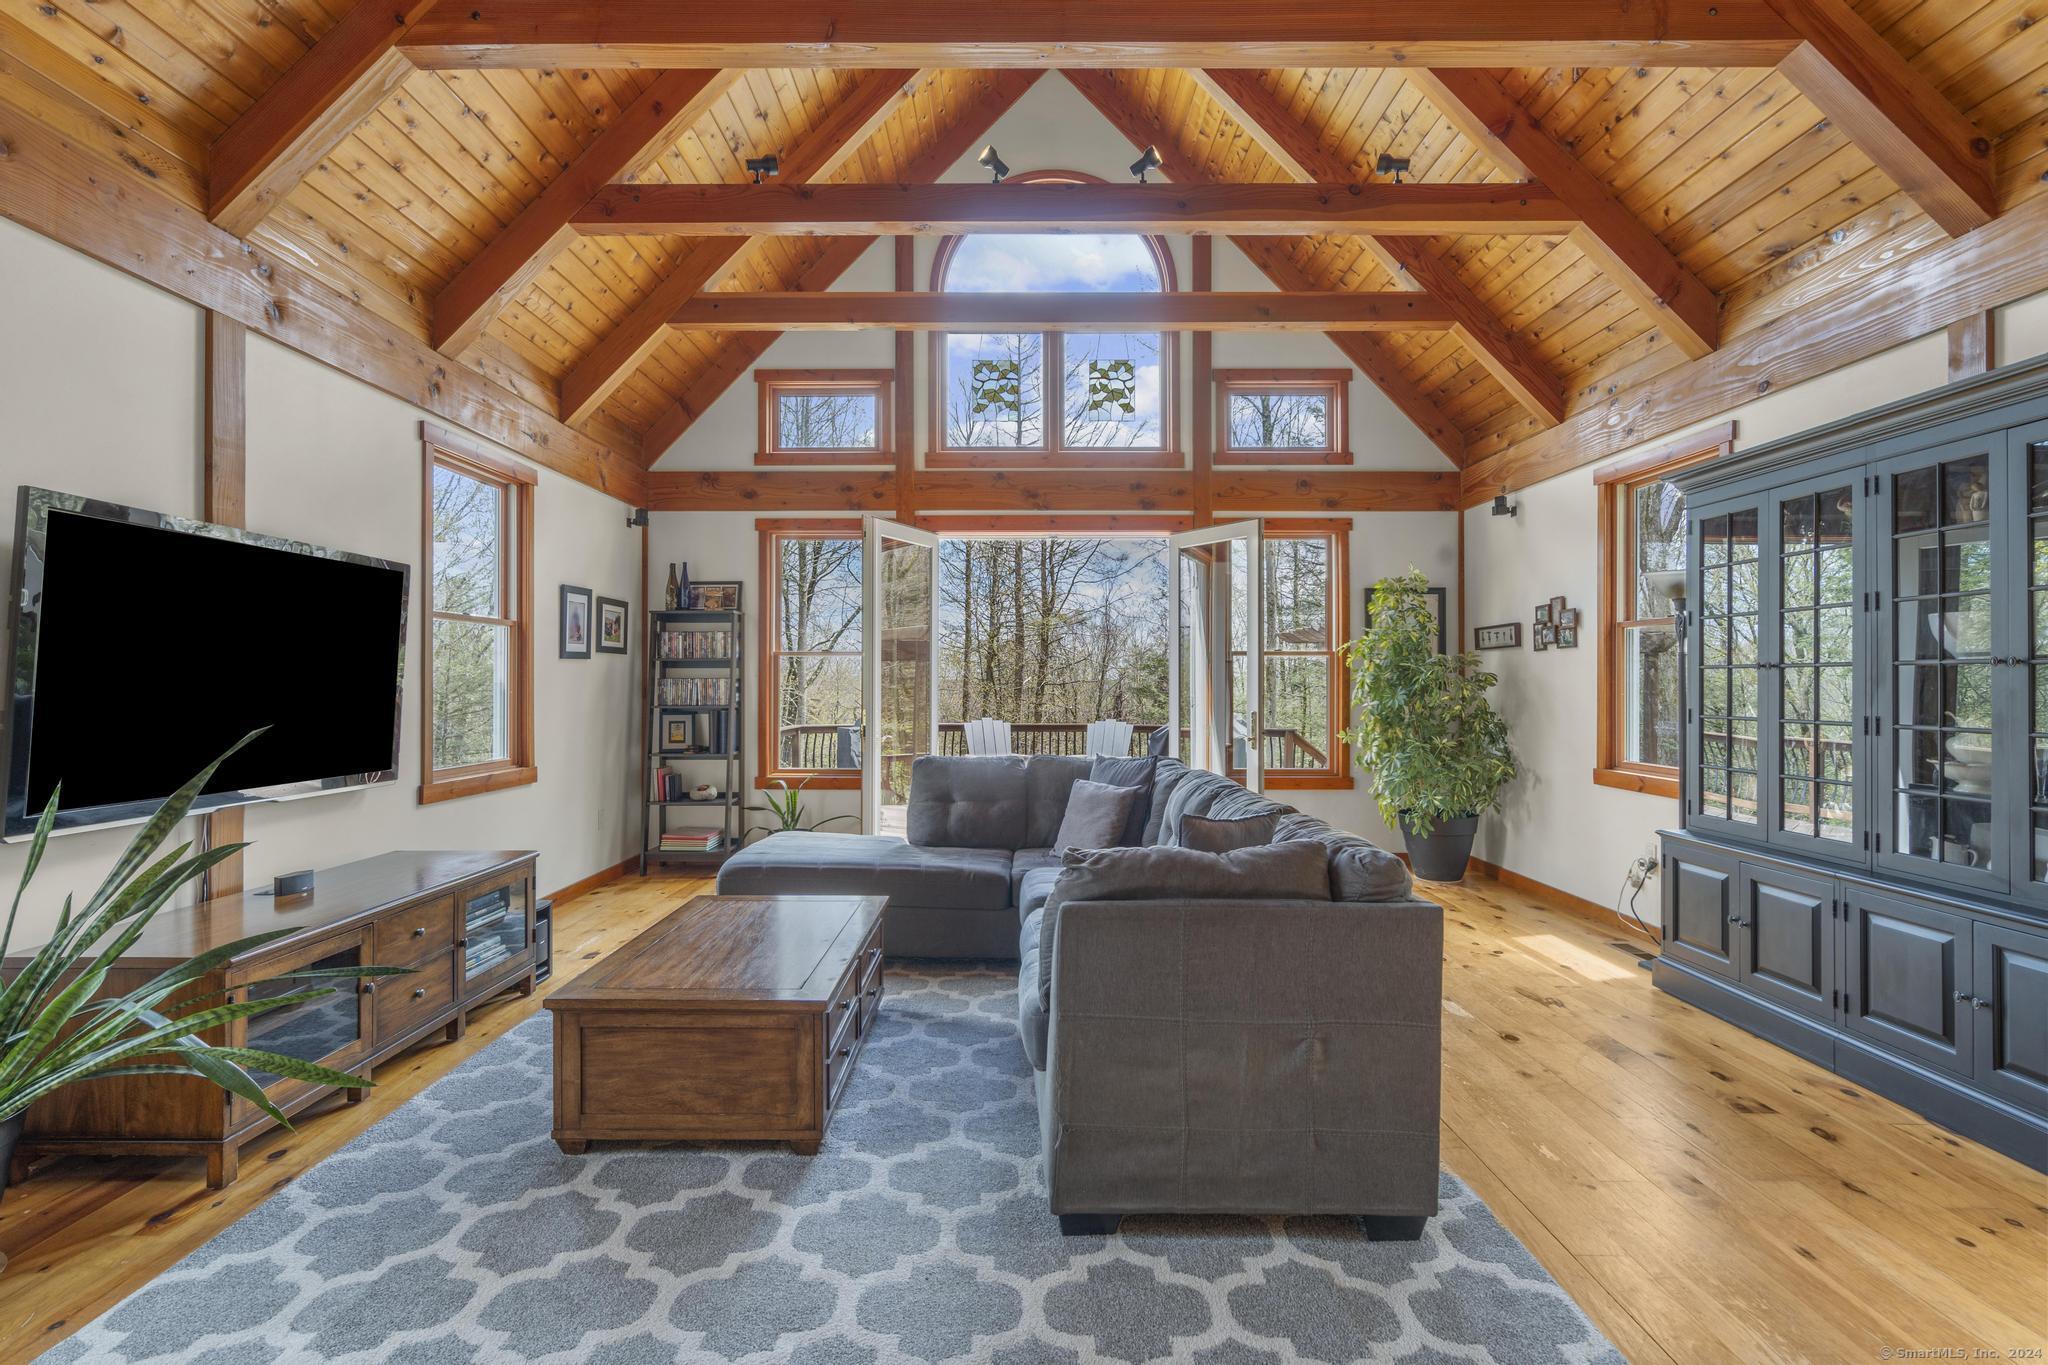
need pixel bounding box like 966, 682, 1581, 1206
403, 2, 1801, 70
1766, 0, 1997, 237
208, 0, 443, 237
669, 291, 1457, 331
432, 69, 741, 356
1062, 68, 1466, 463
576, 181, 1578, 236
1192, 68, 1566, 427
1404, 68, 1721, 359
558, 67, 927, 428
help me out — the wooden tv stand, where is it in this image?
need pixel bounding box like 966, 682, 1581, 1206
4, 850, 538, 1189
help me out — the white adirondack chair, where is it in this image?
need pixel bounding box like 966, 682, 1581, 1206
964, 717, 1013, 755
1084, 719, 1134, 758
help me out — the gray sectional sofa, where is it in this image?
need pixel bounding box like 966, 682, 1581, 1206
718, 753, 1443, 1237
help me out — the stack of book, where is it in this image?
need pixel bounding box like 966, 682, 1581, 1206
658, 827, 723, 853
658, 628, 733, 659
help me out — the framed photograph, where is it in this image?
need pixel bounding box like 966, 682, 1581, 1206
660, 716, 694, 750
688, 581, 740, 612
1549, 594, 1568, 622
596, 596, 630, 654
1534, 602, 1551, 626
1555, 624, 1579, 648
1363, 585, 1447, 655
1558, 606, 1580, 630
559, 584, 592, 659
1474, 622, 1522, 650
1534, 623, 1555, 651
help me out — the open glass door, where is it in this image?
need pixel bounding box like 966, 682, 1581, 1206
862, 517, 939, 837
1169, 522, 1264, 792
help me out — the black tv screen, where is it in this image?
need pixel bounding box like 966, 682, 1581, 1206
5, 488, 409, 837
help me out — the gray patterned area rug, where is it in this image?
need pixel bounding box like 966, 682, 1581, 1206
44, 966, 1622, 1365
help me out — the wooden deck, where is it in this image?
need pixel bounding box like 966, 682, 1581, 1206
0, 870, 2040, 1362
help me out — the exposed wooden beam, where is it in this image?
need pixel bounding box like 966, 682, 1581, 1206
637, 70, 1045, 461
1767, 0, 1996, 237
1213, 469, 1457, 511
913, 470, 1196, 512
647, 469, 897, 512
432, 69, 739, 356
208, 0, 443, 237
670, 291, 1456, 332
576, 180, 1579, 237
1191, 235, 1214, 527
199, 310, 247, 904
1405, 67, 1721, 359
1061, 69, 1465, 465
0, 88, 644, 502
404, 2, 1802, 70
1192, 68, 1566, 427
558, 66, 926, 428
1458, 190, 2048, 507
893, 235, 916, 522
645, 466, 1454, 513
1947, 311, 1996, 381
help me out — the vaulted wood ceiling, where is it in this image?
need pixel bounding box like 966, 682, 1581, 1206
2, 0, 2043, 480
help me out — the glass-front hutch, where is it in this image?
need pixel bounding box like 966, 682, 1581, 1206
1659, 358, 2048, 1171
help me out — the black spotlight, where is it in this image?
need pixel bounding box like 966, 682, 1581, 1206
1491, 493, 1518, 519
1375, 152, 1411, 184
745, 154, 780, 184
1129, 144, 1163, 183
976, 144, 1010, 184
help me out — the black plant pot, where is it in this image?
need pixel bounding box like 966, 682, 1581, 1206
1400, 813, 1480, 883
0, 1113, 21, 1203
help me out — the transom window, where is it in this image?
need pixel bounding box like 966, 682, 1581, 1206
1215, 369, 1351, 464
930, 173, 1177, 467
756, 369, 892, 465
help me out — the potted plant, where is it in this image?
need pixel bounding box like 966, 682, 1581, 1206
1343, 569, 1517, 882
743, 777, 861, 845
0, 736, 404, 1198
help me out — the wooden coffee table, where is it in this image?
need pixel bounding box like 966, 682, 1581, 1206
546, 894, 884, 1155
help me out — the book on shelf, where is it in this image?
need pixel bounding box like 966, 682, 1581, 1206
657, 627, 733, 660
657, 675, 732, 707
658, 827, 723, 852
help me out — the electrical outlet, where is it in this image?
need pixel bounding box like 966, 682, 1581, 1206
1624, 853, 1658, 891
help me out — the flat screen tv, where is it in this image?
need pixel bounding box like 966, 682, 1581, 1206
4, 487, 409, 839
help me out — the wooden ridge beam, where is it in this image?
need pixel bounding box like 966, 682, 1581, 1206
209, 0, 442, 237
576, 180, 1579, 237
1458, 190, 2048, 507
0, 88, 644, 503
433, 69, 740, 356
1767, 0, 1996, 237
403, 2, 1801, 70
1194, 68, 1566, 427
558, 67, 925, 428
645, 467, 1454, 512
1061, 68, 1465, 466
635, 69, 1045, 461
669, 291, 1457, 332
1405, 67, 1721, 359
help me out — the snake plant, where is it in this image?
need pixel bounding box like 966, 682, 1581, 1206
0, 734, 406, 1129
743, 777, 860, 845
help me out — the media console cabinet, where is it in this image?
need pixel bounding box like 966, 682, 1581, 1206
1659, 358, 2048, 1171
5, 849, 539, 1188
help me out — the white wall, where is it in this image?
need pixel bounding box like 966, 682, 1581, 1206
1463, 289, 2048, 911
0, 218, 643, 951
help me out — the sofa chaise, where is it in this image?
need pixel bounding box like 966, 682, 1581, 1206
718, 753, 1443, 1237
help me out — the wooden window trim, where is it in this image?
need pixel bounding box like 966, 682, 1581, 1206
1232, 518, 1353, 789
421, 423, 538, 804
1213, 368, 1353, 466
756, 369, 895, 466
926, 169, 1181, 470
1593, 422, 1735, 799
758, 517, 865, 789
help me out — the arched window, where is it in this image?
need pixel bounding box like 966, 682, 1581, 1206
930, 171, 1177, 466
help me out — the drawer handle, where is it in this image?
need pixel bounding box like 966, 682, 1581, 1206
412, 926, 428, 938
837, 1045, 853, 1059
412, 987, 427, 1001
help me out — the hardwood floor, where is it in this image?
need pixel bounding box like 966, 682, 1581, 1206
0, 872, 2041, 1363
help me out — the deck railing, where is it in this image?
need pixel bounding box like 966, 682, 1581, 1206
775, 721, 1328, 773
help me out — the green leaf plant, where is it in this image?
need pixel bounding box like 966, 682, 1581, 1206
1342, 569, 1518, 837
743, 778, 861, 846
0, 732, 407, 1131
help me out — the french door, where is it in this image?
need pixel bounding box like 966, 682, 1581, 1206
860, 517, 938, 836
1169, 522, 1264, 792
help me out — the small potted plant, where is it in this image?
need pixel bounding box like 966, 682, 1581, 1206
743, 777, 861, 845
1343, 569, 1517, 882
0, 735, 405, 1198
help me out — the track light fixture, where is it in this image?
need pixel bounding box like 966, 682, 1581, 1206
976, 144, 1010, 184
1128, 144, 1163, 183
1491, 493, 1518, 519
745, 154, 780, 184
1375, 152, 1411, 184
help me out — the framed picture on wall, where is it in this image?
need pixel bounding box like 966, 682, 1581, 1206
596, 596, 629, 654
1474, 623, 1522, 650
1363, 585, 1447, 654
560, 584, 592, 659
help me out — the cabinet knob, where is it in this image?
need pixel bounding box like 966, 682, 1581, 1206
1972, 995, 1991, 1010
1954, 989, 1972, 1002
360, 981, 377, 995
412, 987, 427, 1001
412, 926, 427, 938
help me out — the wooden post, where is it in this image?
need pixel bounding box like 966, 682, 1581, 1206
200, 311, 247, 902
1947, 311, 1996, 381
1192, 236, 1214, 528
895, 236, 917, 521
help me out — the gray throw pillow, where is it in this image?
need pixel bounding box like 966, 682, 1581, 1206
1088, 754, 1157, 846
1179, 811, 1280, 853
1052, 779, 1144, 852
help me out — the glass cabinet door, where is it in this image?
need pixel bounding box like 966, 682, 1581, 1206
1692, 504, 1764, 832
1768, 478, 1867, 859
2015, 426, 2048, 907
462, 875, 532, 988
1876, 438, 2012, 895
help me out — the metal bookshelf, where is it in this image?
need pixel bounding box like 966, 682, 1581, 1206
642, 593, 744, 874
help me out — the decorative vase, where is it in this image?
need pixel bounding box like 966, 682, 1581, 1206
1400, 813, 1480, 883
664, 563, 681, 611
0, 1113, 23, 1202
